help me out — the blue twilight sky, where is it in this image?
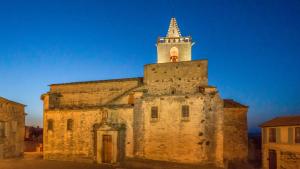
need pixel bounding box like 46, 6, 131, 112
0, 0, 299, 132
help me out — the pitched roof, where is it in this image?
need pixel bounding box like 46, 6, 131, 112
49, 77, 143, 86
260, 115, 300, 127
0, 97, 26, 106
166, 17, 181, 38
223, 99, 248, 108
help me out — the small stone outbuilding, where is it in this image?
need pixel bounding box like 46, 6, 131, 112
0, 97, 26, 158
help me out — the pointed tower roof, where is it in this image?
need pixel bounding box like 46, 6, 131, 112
166, 17, 181, 38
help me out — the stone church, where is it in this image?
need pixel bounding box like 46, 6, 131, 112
41, 18, 248, 167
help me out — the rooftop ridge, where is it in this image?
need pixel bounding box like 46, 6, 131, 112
49, 77, 143, 86
260, 115, 300, 127
0, 97, 26, 106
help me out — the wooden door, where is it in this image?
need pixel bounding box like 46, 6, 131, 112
102, 135, 112, 163
269, 150, 277, 169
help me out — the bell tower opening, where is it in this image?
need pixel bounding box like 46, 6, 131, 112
156, 17, 194, 63
170, 46, 179, 62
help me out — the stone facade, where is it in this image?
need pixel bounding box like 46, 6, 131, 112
0, 97, 26, 158
223, 100, 248, 161
41, 18, 248, 167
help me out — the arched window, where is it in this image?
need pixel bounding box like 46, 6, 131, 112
67, 119, 73, 131
169, 46, 179, 62
47, 119, 54, 131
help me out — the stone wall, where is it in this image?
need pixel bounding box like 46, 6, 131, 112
144, 60, 208, 95
45, 78, 142, 109
0, 98, 25, 159
280, 151, 300, 169
133, 91, 224, 165
223, 107, 248, 162
43, 107, 134, 162
42, 60, 247, 168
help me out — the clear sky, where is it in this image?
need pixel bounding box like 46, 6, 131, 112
0, 0, 299, 132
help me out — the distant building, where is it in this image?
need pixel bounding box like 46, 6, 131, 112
260, 116, 300, 169
41, 18, 248, 167
0, 97, 26, 158
25, 126, 43, 142
24, 126, 43, 152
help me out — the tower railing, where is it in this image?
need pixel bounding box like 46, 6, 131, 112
157, 36, 192, 43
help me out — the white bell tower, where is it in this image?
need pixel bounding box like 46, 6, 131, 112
156, 18, 193, 63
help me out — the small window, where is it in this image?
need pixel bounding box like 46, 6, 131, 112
67, 119, 73, 131
295, 127, 300, 143
181, 105, 189, 121
269, 128, 276, 143
0, 121, 5, 138
151, 106, 158, 120
128, 94, 134, 105
47, 119, 54, 131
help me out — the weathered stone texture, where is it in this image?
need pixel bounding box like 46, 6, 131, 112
44, 107, 134, 162
41, 59, 247, 168
223, 107, 248, 161
44, 78, 142, 109
144, 60, 208, 95
133, 92, 224, 164
41, 18, 248, 167
0, 97, 25, 159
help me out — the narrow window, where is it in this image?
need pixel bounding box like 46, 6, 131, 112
181, 105, 189, 121
269, 128, 276, 143
67, 119, 73, 131
128, 94, 134, 105
47, 119, 54, 131
0, 121, 5, 138
151, 106, 158, 120
295, 127, 300, 143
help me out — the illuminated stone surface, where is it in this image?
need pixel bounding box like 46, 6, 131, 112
0, 97, 25, 159
41, 18, 248, 167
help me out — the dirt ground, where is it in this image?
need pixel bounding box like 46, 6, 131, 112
0, 153, 226, 169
